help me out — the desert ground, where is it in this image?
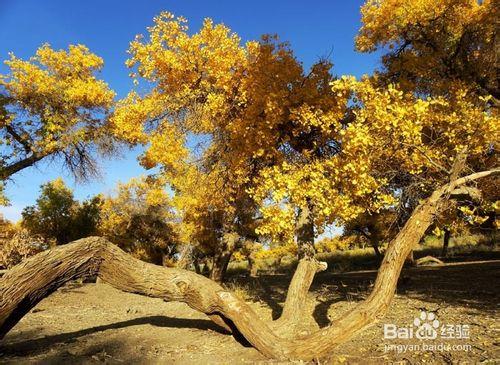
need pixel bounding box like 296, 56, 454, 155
1, 258, 498, 364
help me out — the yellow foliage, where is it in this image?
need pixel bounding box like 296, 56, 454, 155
316, 237, 351, 253
99, 176, 173, 237
0, 44, 116, 183
356, 0, 497, 95
99, 176, 177, 264
254, 241, 297, 261
111, 10, 498, 252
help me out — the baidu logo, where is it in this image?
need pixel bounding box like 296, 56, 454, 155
384, 310, 469, 340
413, 311, 440, 339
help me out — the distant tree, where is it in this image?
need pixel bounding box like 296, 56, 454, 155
98, 177, 179, 265
343, 210, 397, 259
71, 195, 102, 239
315, 236, 351, 253
22, 178, 75, 245
21, 178, 100, 245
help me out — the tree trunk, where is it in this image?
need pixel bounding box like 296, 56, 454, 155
248, 255, 258, 277
1, 169, 496, 360
296, 203, 315, 259
359, 230, 382, 260
441, 227, 451, 257
176, 245, 193, 269
193, 258, 202, 274
209, 250, 232, 283
274, 202, 327, 336
209, 232, 242, 283
372, 240, 382, 259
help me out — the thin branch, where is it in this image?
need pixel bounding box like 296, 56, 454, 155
447, 169, 499, 191
4, 125, 32, 154
401, 142, 450, 175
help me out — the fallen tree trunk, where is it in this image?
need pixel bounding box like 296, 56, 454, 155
416, 255, 445, 266
0, 169, 497, 360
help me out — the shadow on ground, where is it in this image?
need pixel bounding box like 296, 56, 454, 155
0, 315, 227, 357
227, 260, 500, 328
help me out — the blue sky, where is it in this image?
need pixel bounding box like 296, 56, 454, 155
0, 0, 381, 221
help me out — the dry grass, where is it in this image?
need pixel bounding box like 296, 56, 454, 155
228, 233, 499, 276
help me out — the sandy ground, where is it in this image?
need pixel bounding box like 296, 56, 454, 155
1, 260, 498, 364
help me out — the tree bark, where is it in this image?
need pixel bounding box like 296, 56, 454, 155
358, 229, 382, 259
248, 255, 258, 277
416, 256, 444, 266
193, 258, 202, 274
406, 249, 415, 266
209, 232, 242, 283
296, 203, 315, 259
209, 250, 232, 283
176, 244, 193, 269
0, 169, 497, 360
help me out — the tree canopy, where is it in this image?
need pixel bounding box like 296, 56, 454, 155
357, 0, 498, 101
98, 177, 178, 265
109, 8, 498, 277
0, 44, 116, 203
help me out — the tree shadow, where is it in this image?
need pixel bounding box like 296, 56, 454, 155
311, 278, 372, 328
310, 260, 500, 328
1, 315, 228, 357
226, 274, 289, 320
1, 337, 148, 365
250, 275, 287, 320
396, 260, 500, 313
